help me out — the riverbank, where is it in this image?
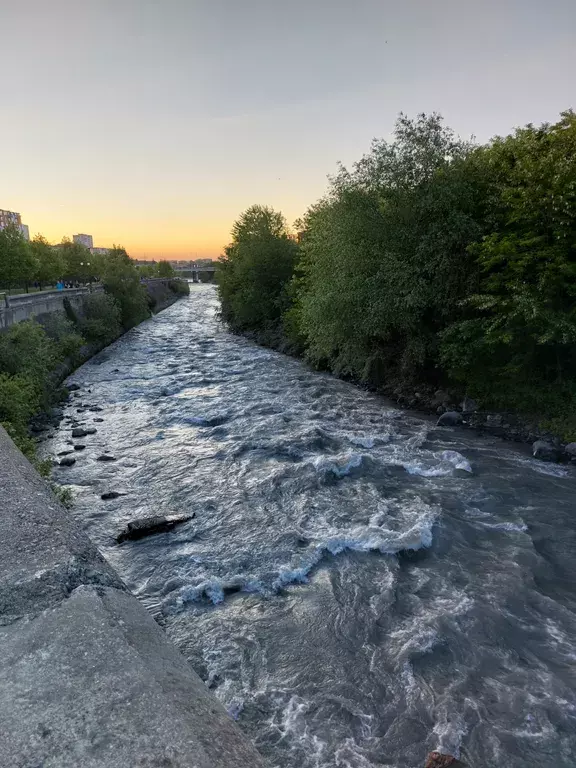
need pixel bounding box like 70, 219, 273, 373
232, 326, 576, 464
0, 278, 189, 466
0, 423, 266, 768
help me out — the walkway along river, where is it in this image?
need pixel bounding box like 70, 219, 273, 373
44, 284, 576, 768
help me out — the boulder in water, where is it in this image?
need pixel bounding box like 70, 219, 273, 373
425, 753, 456, 768
564, 442, 576, 458
436, 411, 462, 427
73, 444, 86, 451
71, 427, 88, 438
97, 454, 117, 462
67, 383, 80, 392
59, 456, 76, 467
101, 491, 124, 500
532, 439, 559, 462
116, 513, 194, 543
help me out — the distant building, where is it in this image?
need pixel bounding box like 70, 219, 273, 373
73, 233, 93, 249
20, 224, 30, 241
90, 247, 109, 256
0, 208, 22, 230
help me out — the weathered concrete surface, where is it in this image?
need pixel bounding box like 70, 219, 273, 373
0, 426, 267, 767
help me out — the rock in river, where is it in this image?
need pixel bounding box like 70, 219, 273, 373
59, 456, 76, 467
97, 454, 117, 462
425, 753, 456, 768
116, 513, 194, 543
436, 411, 463, 427
532, 439, 559, 462
101, 491, 124, 500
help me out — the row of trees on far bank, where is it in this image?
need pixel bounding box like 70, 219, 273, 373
217, 110, 576, 439
0, 226, 181, 290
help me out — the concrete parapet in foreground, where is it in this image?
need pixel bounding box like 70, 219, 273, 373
0, 425, 266, 767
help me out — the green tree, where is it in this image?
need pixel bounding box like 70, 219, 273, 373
157, 260, 175, 278
58, 238, 92, 282
440, 111, 576, 412
0, 225, 38, 290
99, 245, 150, 328
296, 113, 483, 385
31, 235, 64, 288
218, 205, 299, 343
79, 293, 122, 344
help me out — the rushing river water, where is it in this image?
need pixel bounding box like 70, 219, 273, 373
45, 285, 576, 767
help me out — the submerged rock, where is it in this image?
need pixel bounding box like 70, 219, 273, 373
67, 383, 81, 392
436, 411, 462, 427
73, 444, 86, 451
564, 442, 576, 458
116, 513, 194, 543
59, 456, 76, 467
532, 439, 559, 462
71, 427, 88, 438
97, 454, 117, 462
101, 491, 124, 500
425, 754, 456, 768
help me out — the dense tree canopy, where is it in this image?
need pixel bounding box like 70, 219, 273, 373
218, 205, 299, 344
218, 111, 576, 437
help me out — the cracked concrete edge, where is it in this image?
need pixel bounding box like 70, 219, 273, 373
0, 425, 268, 767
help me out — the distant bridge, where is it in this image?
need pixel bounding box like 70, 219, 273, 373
172, 262, 216, 282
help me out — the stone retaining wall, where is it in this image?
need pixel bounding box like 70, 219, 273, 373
0, 425, 266, 767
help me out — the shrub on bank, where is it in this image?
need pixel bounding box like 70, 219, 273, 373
79, 293, 123, 345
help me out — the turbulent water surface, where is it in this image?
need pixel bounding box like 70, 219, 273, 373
45, 285, 576, 767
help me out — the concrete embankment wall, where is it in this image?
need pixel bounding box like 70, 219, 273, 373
0, 286, 103, 330
0, 426, 266, 767
0, 279, 185, 330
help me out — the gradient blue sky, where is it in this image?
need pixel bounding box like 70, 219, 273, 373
1, 0, 574, 258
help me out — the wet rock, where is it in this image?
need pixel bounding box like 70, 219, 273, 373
59, 456, 76, 467
425, 754, 456, 768
67, 383, 80, 392
436, 405, 445, 415
485, 413, 503, 427
532, 439, 559, 462
71, 427, 88, 438
97, 454, 117, 462
73, 444, 86, 451
564, 442, 576, 457
93, 417, 104, 422
160, 387, 169, 397
57, 450, 74, 456
436, 411, 463, 427
101, 491, 124, 500
116, 513, 194, 543
84, 427, 97, 435
90, 406, 103, 412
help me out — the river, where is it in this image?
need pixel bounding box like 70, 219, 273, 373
44, 285, 576, 767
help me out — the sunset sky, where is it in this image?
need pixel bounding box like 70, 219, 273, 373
1, 0, 574, 260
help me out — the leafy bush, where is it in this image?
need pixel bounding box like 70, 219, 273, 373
41, 311, 84, 360
100, 246, 150, 329
79, 293, 123, 345
168, 279, 190, 295
218, 205, 299, 339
